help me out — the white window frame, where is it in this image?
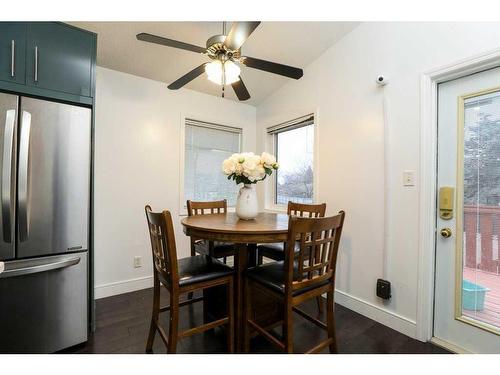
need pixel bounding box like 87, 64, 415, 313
179, 114, 243, 216
264, 109, 319, 212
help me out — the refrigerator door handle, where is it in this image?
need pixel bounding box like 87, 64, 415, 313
18, 110, 31, 242
1, 109, 15, 243
0, 256, 80, 278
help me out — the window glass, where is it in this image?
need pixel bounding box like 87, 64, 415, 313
275, 124, 314, 205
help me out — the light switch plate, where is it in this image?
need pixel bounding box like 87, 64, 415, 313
403, 170, 415, 186
134, 256, 142, 268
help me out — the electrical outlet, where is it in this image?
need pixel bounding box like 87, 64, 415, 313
403, 170, 415, 186
133, 256, 142, 268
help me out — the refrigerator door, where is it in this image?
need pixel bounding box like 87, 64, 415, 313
0, 93, 17, 261
17, 97, 90, 259
0, 252, 88, 353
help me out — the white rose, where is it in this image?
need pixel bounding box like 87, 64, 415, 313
251, 164, 266, 182
242, 155, 260, 177
235, 162, 243, 175
222, 158, 237, 175
230, 153, 242, 164
260, 152, 276, 168
239, 152, 255, 162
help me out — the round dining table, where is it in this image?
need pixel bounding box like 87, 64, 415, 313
181, 212, 289, 352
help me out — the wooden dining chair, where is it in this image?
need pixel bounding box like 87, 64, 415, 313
257, 201, 327, 264
257, 201, 327, 313
145, 205, 234, 353
244, 211, 345, 354
187, 199, 236, 265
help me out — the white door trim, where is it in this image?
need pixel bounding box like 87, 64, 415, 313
417, 47, 500, 341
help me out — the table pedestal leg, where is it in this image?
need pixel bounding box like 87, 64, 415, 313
233, 242, 248, 353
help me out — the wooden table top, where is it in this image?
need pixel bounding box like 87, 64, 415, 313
181, 212, 289, 235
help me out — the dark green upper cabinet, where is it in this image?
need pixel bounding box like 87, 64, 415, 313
26, 23, 94, 97
0, 23, 27, 86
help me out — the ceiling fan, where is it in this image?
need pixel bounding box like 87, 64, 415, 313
136, 22, 304, 101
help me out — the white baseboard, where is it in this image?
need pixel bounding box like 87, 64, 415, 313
94, 275, 154, 299
334, 289, 418, 339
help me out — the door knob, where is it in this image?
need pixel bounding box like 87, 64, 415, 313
440, 228, 452, 238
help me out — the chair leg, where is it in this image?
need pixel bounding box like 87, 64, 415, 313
167, 290, 180, 354
146, 277, 160, 353
283, 302, 293, 354
326, 289, 338, 354
243, 277, 251, 353
316, 296, 324, 314
257, 253, 264, 265
226, 278, 235, 353
188, 242, 196, 300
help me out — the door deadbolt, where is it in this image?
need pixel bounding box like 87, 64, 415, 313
439, 187, 454, 220
440, 228, 452, 238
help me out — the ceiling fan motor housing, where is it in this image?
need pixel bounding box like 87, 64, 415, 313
206, 34, 239, 60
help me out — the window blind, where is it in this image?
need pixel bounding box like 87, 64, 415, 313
184, 119, 242, 205
267, 114, 314, 134
185, 118, 242, 134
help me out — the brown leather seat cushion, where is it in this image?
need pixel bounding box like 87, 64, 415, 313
246, 261, 330, 296
194, 240, 235, 258
177, 255, 233, 287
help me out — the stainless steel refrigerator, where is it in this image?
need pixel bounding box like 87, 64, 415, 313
0, 93, 90, 353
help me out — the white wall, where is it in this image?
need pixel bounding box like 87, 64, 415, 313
256, 22, 500, 338
94, 67, 256, 298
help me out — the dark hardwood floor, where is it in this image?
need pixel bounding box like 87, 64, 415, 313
62, 287, 450, 354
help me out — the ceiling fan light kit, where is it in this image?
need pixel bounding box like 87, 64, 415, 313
136, 22, 304, 101
205, 60, 241, 85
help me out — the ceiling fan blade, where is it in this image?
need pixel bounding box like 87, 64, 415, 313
168, 63, 207, 90
223, 22, 261, 51
136, 33, 206, 54
232, 77, 251, 101
240, 56, 303, 79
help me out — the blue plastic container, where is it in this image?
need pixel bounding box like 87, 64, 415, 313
462, 280, 490, 311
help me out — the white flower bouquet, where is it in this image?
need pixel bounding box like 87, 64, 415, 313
222, 152, 279, 185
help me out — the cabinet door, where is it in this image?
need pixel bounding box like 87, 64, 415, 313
0, 22, 26, 85
26, 23, 94, 97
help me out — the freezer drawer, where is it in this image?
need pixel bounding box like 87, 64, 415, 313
0, 252, 88, 353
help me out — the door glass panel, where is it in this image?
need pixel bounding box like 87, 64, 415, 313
461, 89, 500, 329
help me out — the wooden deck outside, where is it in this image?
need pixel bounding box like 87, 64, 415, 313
463, 267, 500, 328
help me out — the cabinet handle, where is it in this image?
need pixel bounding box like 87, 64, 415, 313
34, 46, 38, 82
10, 40, 15, 77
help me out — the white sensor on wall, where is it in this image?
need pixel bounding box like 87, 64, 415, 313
376, 75, 389, 86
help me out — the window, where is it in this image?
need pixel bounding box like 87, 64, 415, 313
184, 119, 242, 206
268, 114, 314, 206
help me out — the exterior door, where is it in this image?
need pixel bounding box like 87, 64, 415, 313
435, 66, 500, 353
0, 93, 18, 260
16, 97, 91, 259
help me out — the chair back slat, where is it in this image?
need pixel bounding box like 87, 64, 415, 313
287, 202, 326, 218
284, 211, 345, 293
145, 205, 179, 286
187, 199, 228, 216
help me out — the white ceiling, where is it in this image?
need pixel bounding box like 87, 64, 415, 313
70, 22, 359, 106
